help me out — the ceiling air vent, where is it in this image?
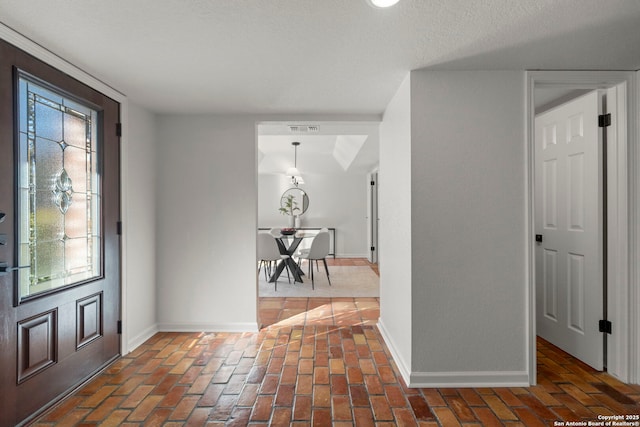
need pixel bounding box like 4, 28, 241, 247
288, 125, 319, 133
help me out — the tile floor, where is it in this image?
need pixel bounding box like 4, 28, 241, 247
32, 260, 640, 426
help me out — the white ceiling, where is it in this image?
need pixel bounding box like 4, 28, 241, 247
257, 122, 379, 176
1, 0, 639, 116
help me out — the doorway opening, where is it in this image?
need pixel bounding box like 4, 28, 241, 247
527, 71, 635, 385
255, 121, 381, 327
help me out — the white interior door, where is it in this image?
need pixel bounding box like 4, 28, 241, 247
535, 90, 604, 370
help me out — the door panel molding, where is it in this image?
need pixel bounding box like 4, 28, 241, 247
77, 292, 103, 349
17, 309, 57, 383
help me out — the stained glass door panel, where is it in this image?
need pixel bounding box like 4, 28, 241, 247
17, 74, 101, 301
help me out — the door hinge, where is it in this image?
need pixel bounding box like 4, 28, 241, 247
370, 181, 375, 186
116, 122, 122, 137
117, 320, 122, 334
371, 246, 375, 251
599, 319, 612, 334
598, 114, 611, 128
117, 221, 122, 235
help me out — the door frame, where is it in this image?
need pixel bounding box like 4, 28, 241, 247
526, 70, 638, 384
0, 24, 131, 354
367, 169, 379, 264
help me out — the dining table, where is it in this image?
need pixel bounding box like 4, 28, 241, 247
268, 231, 313, 283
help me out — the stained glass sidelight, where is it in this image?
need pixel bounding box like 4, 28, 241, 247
17, 73, 101, 300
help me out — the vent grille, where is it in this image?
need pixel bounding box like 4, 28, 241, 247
288, 125, 319, 133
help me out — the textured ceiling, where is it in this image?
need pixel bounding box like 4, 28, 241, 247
1, 0, 639, 115
258, 122, 379, 175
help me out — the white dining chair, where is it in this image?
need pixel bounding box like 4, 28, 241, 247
297, 231, 331, 289
296, 228, 329, 262
257, 232, 290, 291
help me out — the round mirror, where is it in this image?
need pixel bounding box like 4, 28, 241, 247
280, 188, 309, 216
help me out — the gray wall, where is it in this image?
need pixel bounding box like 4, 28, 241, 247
408, 70, 528, 385
123, 103, 159, 350
155, 115, 258, 331
378, 74, 413, 380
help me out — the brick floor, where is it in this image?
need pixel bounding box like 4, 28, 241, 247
32, 260, 640, 426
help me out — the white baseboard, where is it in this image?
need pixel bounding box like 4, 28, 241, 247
376, 321, 529, 388
125, 322, 260, 354
157, 322, 260, 333
126, 324, 159, 354
376, 319, 411, 386
409, 370, 530, 388
335, 253, 369, 258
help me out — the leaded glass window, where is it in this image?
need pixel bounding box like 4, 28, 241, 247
17, 72, 101, 300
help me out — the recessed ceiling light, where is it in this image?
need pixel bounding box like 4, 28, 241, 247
367, 0, 400, 8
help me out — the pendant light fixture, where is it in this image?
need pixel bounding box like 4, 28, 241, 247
286, 141, 304, 186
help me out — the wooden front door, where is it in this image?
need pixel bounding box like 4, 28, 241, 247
0, 39, 121, 426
